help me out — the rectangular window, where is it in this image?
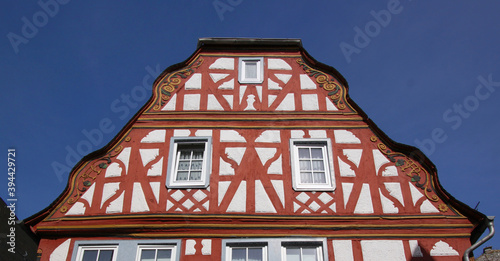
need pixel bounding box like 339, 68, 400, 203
76, 246, 117, 261
226, 244, 267, 261
223, 239, 326, 261
175, 144, 204, 181
283, 246, 323, 261
239, 57, 264, 84
72, 240, 180, 261
136, 245, 176, 261
166, 137, 212, 188
290, 139, 335, 191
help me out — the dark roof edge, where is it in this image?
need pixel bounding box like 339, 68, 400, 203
197, 38, 303, 48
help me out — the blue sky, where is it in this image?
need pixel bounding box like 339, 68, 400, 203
1, 0, 499, 250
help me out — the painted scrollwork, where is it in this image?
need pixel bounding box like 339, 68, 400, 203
296, 59, 346, 110
370, 136, 448, 212
153, 57, 204, 111
60, 145, 124, 213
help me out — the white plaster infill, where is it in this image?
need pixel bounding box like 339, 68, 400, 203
131, 183, 150, 213
209, 58, 234, 70
183, 94, 201, 110
209, 73, 230, 83
268, 78, 282, 90
185, 73, 202, 90
50, 239, 71, 261
106, 191, 124, 214
201, 239, 212, 255
116, 147, 131, 175
301, 94, 319, 111
275, 73, 292, 84
332, 240, 354, 261
300, 74, 316, 89
255, 147, 277, 166
101, 182, 120, 208
354, 183, 374, 214
361, 240, 406, 261
343, 149, 362, 168
267, 58, 292, 70
255, 180, 277, 213
207, 94, 224, 111
185, 240, 196, 255
275, 93, 295, 111
227, 181, 246, 212
338, 157, 356, 177
334, 130, 361, 144
147, 157, 163, 176
430, 241, 459, 256
255, 130, 281, 143
218, 78, 234, 89
141, 130, 166, 143
161, 93, 176, 111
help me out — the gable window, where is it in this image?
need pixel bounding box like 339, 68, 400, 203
166, 137, 212, 188
136, 245, 176, 261
239, 57, 264, 84
75, 246, 117, 261
290, 139, 335, 191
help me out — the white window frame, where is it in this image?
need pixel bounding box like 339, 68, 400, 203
238, 57, 264, 84
225, 243, 268, 261
289, 139, 335, 191
75, 245, 118, 261
281, 243, 324, 261
166, 137, 212, 188
222, 238, 327, 261
135, 245, 177, 261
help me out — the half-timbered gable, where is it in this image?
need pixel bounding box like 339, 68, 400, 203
26, 38, 488, 261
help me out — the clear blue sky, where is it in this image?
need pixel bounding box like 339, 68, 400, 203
1, 0, 499, 250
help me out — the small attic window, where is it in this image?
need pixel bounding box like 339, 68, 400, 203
239, 57, 264, 84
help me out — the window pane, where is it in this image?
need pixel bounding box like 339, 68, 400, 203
248, 248, 263, 261
301, 172, 313, 183
232, 248, 246, 261
179, 150, 191, 160
157, 249, 172, 261
176, 171, 189, 181
298, 148, 310, 159
245, 62, 258, 79
302, 248, 318, 261
311, 160, 324, 171
97, 250, 114, 261
178, 161, 190, 170
191, 160, 203, 170
299, 160, 311, 171
192, 150, 204, 159
189, 171, 202, 181
313, 172, 326, 183
82, 250, 98, 261
310, 148, 323, 159
140, 249, 156, 261
286, 248, 301, 261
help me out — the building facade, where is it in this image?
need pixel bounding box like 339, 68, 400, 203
26, 38, 488, 261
